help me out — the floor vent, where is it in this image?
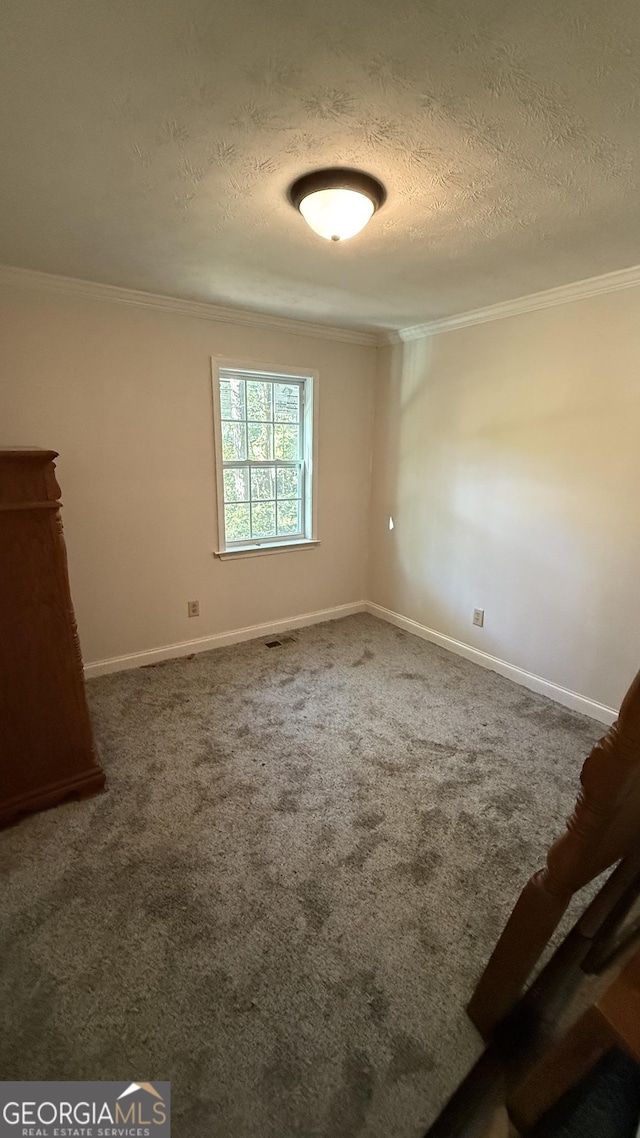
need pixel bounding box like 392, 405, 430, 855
265, 636, 296, 649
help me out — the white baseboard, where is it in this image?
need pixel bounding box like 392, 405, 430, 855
365, 602, 617, 725
84, 601, 367, 678
84, 596, 618, 725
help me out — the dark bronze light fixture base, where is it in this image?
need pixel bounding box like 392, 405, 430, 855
288, 167, 387, 212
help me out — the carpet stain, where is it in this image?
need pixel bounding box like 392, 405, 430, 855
275, 790, 299, 814
387, 1032, 436, 1082
358, 970, 391, 1025
326, 1050, 375, 1137
297, 879, 332, 933
319, 822, 335, 848
396, 847, 444, 888
342, 829, 385, 870
354, 810, 385, 831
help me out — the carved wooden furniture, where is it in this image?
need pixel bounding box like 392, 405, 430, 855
508, 940, 640, 1131
467, 667, 640, 1038
0, 449, 105, 826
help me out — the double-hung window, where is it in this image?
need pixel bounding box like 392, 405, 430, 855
212, 362, 317, 556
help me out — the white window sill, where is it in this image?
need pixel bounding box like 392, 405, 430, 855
214, 539, 320, 561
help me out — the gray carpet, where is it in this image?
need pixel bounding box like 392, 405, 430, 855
0, 613, 603, 1137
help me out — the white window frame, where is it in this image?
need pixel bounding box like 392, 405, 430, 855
211, 357, 319, 559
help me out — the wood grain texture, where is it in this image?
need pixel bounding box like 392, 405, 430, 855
467, 669, 640, 1037
0, 449, 105, 826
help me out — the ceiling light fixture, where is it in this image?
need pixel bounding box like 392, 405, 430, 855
288, 168, 386, 243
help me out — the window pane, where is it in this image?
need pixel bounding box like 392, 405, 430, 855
246, 381, 273, 422
225, 502, 250, 542
276, 466, 300, 499
251, 501, 276, 538
224, 467, 249, 503
274, 383, 300, 422
248, 423, 273, 460
251, 467, 275, 501
277, 500, 301, 535
274, 424, 300, 460
220, 377, 245, 420
222, 422, 247, 461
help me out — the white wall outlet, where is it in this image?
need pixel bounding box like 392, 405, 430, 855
187, 600, 200, 618
473, 608, 484, 627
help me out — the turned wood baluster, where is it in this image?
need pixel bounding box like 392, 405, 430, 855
467, 669, 640, 1039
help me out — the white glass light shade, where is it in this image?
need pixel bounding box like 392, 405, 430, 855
299, 187, 375, 242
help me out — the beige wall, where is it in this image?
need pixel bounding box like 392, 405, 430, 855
3, 279, 639, 709
0, 286, 375, 665
369, 289, 640, 711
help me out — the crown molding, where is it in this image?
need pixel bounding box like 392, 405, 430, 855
382, 262, 640, 344
0, 264, 379, 348
4, 260, 640, 349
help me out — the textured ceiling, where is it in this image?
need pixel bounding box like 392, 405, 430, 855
1, 0, 640, 331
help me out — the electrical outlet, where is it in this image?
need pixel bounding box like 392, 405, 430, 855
187, 600, 199, 618
473, 608, 484, 628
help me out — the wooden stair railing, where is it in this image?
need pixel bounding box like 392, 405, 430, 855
467, 668, 640, 1039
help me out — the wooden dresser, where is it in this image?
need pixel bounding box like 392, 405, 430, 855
0, 449, 105, 826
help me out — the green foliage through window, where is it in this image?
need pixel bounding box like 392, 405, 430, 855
218, 369, 309, 546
